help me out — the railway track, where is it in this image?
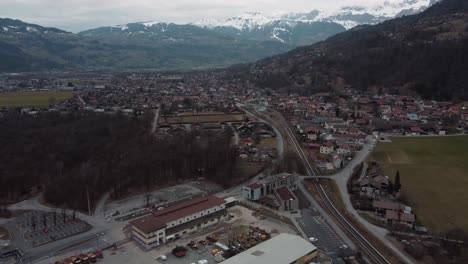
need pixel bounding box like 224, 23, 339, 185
249, 106, 391, 264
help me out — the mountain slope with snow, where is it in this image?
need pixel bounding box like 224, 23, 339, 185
233, 0, 467, 100
0, 18, 70, 35
193, 0, 440, 31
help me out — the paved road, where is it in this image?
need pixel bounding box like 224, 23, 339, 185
94, 192, 110, 216
77, 95, 86, 106
381, 133, 467, 138
324, 136, 416, 264
150, 105, 161, 133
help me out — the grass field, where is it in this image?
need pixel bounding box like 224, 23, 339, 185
368, 136, 468, 234
0, 91, 75, 107
162, 113, 246, 124
257, 138, 277, 149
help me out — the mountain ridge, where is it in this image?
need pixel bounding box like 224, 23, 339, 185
0, 0, 443, 73
231, 0, 468, 100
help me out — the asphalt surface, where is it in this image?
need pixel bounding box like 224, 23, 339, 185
296, 208, 345, 255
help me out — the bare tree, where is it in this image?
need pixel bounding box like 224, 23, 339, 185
42, 213, 47, 229
31, 215, 36, 232
53, 210, 57, 226
144, 193, 153, 208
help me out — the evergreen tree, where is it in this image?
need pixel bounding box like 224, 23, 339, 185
395, 170, 401, 191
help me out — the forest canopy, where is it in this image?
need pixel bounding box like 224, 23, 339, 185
0, 111, 237, 211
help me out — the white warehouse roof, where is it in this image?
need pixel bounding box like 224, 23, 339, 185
221, 233, 316, 264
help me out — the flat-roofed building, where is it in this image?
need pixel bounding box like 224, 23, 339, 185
130, 195, 226, 250
242, 173, 298, 211
274, 187, 299, 211
221, 233, 317, 264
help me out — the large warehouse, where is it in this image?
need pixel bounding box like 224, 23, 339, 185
130, 195, 226, 250
221, 233, 317, 264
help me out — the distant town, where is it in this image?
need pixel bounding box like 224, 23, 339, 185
0, 70, 467, 264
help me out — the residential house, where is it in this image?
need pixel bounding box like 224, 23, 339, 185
372, 200, 405, 216
324, 119, 346, 130
336, 144, 352, 156
385, 211, 415, 228
360, 175, 389, 198
332, 155, 343, 169
320, 142, 335, 155
305, 126, 320, 141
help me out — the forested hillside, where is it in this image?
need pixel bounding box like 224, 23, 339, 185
235, 0, 468, 100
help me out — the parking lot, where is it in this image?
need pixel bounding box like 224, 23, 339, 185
156, 243, 222, 264
296, 208, 346, 255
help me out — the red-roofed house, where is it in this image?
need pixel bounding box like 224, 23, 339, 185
410, 127, 424, 135
372, 200, 405, 216
320, 142, 335, 154
385, 210, 415, 227
336, 144, 352, 155
305, 126, 320, 141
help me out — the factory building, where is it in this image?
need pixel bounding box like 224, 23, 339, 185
130, 195, 226, 250
221, 233, 317, 264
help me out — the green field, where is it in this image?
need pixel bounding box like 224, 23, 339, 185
0, 91, 75, 107
162, 113, 246, 124
369, 136, 468, 234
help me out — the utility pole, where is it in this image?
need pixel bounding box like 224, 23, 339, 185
87, 187, 91, 216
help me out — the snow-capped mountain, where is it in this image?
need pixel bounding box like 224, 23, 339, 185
0, 18, 69, 35
193, 0, 440, 30
317, 0, 441, 29
79, 22, 174, 36
78, 0, 438, 48
191, 12, 345, 46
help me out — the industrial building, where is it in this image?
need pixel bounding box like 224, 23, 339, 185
242, 173, 299, 211
221, 233, 317, 264
130, 195, 226, 250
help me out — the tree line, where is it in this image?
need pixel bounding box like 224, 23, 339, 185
0, 111, 237, 212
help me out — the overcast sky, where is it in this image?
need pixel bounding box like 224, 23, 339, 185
0, 0, 390, 32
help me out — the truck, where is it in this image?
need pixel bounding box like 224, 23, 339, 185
70, 256, 81, 264
214, 242, 229, 252
78, 254, 89, 264
86, 252, 97, 263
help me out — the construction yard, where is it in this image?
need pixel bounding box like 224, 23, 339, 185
99, 205, 297, 264
368, 135, 468, 234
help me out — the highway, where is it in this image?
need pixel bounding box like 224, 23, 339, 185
245, 105, 392, 264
